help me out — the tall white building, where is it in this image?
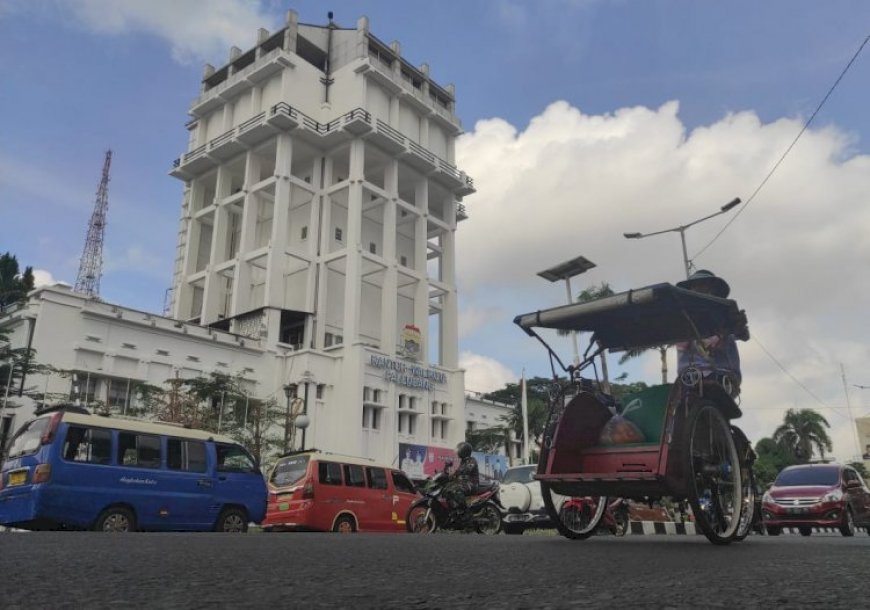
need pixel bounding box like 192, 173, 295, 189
1, 11, 487, 470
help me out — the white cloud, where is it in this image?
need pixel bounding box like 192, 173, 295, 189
460, 352, 517, 395
456, 100, 870, 461
56, 0, 281, 64
32, 269, 65, 287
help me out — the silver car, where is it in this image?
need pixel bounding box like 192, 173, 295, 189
499, 465, 566, 534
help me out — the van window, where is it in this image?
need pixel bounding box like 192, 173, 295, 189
271, 455, 310, 486
118, 433, 162, 468
216, 444, 257, 473
366, 467, 388, 490
63, 426, 112, 464
343, 464, 365, 487
318, 461, 343, 485
391, 471, 415, 494
167, 439, 208, 473
6, 417, 51, 458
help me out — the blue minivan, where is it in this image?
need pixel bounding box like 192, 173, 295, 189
0, 407, 267, 532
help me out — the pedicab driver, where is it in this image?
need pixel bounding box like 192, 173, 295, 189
444, 442, 480, 515
675, 270, 747, 395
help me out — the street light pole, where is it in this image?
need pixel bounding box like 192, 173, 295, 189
624, 197, 741, 279
538, 256, 597, 365
283, 383, 297, 453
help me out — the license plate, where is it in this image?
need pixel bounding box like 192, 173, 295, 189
278, 503, 290, 511
8, 471, 27, 487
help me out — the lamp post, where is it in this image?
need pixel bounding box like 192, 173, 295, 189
537, 255, 597, 364
297, 370, 315, 451
283, 383, 298, 453
623, 197, 741, 279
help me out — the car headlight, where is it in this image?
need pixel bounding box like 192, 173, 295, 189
762, 492, 773, 504
822, 489, 843, 502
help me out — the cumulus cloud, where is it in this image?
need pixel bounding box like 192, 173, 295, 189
456, 100, 870, 460
32, 269, 65, 287
54, 0, 281, 64
460, 352, 517, 395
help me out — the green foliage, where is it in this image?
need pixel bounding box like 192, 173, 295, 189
466, 426, 508, 455
753, 436, 798, 488
0, 252, 34, 309
772, 408, 833, 462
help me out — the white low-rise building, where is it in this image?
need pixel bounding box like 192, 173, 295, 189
0, 11, 525, 472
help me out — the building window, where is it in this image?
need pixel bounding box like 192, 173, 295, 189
369, 242, 377, 254
362, 405, 381, 430
316, 384, 325, 399
301, 225, 308, 240
408, 396, 416, 411
400, 255, 408, 267
398, 411, 417, 436
431, 420, 447, 440
335, 227, 343, 242
398, 394, 406, 410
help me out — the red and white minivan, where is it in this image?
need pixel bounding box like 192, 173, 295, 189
262, 450, 419, 532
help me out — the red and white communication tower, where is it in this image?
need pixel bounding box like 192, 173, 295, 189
74, 150, 112, 297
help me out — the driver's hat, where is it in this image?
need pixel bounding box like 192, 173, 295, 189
677, 269, 730, 298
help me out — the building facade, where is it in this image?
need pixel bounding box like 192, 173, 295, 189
1, 11, 504, 471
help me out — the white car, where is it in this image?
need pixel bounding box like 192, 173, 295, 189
499, 465, 566, 534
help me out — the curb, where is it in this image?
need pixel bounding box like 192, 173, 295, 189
628, 521, 697, 536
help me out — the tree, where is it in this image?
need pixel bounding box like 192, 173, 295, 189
773, 408, 833, 463
231, 397, 284, 467
0, 252, 34, 309
753, 436, 798, 488
847, 462, 868, 479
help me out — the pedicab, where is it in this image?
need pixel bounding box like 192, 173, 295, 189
514, 282, 756, 545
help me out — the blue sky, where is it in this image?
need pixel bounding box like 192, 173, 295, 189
2, 1, 870, 458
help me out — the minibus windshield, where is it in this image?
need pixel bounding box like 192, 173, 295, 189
6, 417, 51, 459
270, 455, 310, 487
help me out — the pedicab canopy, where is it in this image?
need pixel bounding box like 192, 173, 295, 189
513, 283, 749, 352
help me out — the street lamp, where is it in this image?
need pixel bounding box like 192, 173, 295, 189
283, 383, 298, 453
297, 370, 315, 451
538, 255, 597, 364
623, 197, 741, 279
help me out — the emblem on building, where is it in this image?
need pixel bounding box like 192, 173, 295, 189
400, 324, 422, 360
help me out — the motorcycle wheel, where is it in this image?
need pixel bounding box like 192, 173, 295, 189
406, 504, 437, 534
475, 502, 503, 535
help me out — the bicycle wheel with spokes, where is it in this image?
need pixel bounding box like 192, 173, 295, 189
686, 404, 743, 545
542, 482, 607, 540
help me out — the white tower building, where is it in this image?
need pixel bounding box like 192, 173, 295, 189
168, 11, 475, 465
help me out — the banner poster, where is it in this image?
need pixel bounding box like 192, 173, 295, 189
474, 451, 508, 482
399, 444, 509, 482
399, 443, 454, 480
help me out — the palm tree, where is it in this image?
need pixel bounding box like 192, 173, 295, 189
618, 346, 669, 384
773, 408, 833, 463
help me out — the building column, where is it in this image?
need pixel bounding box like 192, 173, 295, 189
440, 226, 458, 369
229, 153, 258, 318
380, 160, 399, 353
201, 204, 230, 324
264, 133, 293, 307
341, 139, 365, 345
413, 177, 429, 362
311, 156, 332, 350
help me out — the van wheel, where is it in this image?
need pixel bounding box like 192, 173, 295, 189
798, 527, 812, 537
333, 515, 356, 533
839, 507, 855, 537
215, 508, 248, 533
94, 507, 136, 532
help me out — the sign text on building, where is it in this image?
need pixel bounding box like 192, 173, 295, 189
369, 354, 446, 390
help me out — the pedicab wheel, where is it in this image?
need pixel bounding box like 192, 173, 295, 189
541, 482, 606, 540
685, 403, 743, 545
406, 504, 437, 534
733, 472, 757, 542
475, 503, 503, 535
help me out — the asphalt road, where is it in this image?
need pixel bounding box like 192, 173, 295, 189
1, 531, 868, 609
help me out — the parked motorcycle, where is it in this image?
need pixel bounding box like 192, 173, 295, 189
406, 464, 504, 535
559, 497, 630, 536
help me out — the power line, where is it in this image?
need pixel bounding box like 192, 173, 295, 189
692, 33, 870, 262
751, 333, 851, 422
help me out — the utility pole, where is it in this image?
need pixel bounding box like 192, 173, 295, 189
840, 364, 863, 460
